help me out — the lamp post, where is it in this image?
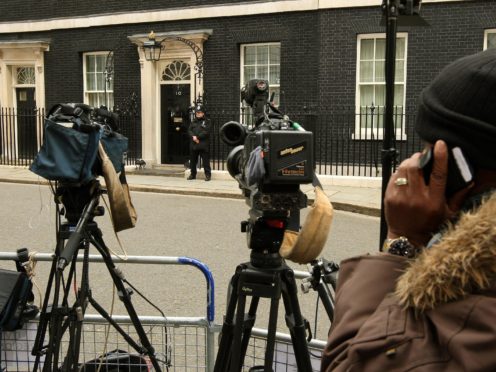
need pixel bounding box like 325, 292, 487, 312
141, 31, 205, 105
379, 0, 425, 249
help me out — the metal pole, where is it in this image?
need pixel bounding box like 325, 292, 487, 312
379, 0, 399, 249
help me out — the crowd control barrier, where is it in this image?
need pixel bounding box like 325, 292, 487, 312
0, 252, 326, 371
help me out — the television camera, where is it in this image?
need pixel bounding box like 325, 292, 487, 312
220, 79, 314, 260
214, 80, 321, 371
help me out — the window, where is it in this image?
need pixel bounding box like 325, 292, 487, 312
16, 67, 36, 85
83, 52, 113, 109
356, 34, 407, 139
484, 30, 496, 50
241, 43, 280, 113
161, 60, 191, 82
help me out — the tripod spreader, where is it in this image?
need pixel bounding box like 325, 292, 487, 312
58, 190, 100, 271
214, 260, 313, 372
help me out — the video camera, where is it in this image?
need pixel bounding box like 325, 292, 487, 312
48, 103, 120, 132
220, 79, 314, 257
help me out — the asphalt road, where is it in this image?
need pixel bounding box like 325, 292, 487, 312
0, 182, 379, 341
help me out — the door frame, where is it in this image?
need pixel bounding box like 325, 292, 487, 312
158, 57, 193, 165
129, 30, 211, 166
15, 86, 37, 158
12, 65, 37, 158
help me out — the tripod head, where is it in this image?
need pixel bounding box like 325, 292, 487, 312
56, 180, 105, 270
55, 180, 105, 224
241, 199, 302, 268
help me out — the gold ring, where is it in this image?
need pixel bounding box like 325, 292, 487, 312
394, 177, 408, 186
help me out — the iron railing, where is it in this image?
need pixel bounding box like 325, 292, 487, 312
0, 107, 141, 167
0, 106, 423, 176
206, 107, 423, 177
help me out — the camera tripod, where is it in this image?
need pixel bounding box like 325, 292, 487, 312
214, 213, 314, 372
31, 180, 162, 372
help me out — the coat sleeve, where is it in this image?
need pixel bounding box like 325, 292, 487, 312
188, 122, 194, 137
197, 120, 211, 140
321, 253, 409, 372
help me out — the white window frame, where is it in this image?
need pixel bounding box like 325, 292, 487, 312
240, 42, 281, 124
484, 29, 496, 50
354, 33, 408, 140
12, 65, 36, 105
83, 51, 114, 109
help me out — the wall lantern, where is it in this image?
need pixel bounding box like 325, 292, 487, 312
142, 31, 164, 62
139, 30, 205, 105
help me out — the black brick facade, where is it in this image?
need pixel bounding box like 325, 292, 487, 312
1, 1, 494, 114
319, 0, 496, 113
0, 0, 250, 22
1, 0, 495, 167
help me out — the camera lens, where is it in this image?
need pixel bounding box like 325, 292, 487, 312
226, 145, 244, 178
220, 121, 246, 146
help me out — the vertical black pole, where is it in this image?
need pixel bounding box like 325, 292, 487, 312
379, 0, 398, 249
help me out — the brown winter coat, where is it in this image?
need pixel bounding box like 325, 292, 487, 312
321, 192, 496, 372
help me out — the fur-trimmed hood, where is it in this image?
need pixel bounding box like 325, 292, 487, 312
395, 191, 496, 311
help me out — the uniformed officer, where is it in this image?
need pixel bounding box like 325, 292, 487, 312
187, 104, 212, 181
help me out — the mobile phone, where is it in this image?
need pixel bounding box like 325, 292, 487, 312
418, 146, 474, 197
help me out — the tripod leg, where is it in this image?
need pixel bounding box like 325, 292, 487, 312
262, 293, 280, 372
90, 230, 162, 372
86, 296, 147, 352
43, 269, 65, 372
32, 243, 59, 371
238, 296, 259, 365
230, 289, 248, 372
63, 240, 91, 371
214, 266, 242, 372
317, 282, 335, 323
31, 257, 57, 371
281, 270, 313, 372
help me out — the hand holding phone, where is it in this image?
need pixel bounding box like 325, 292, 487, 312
419, 145, 474, 197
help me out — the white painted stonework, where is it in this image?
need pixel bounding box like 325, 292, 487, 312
128, 30, 211, 166
0, 0, 468, 34
0, 40, 49, 108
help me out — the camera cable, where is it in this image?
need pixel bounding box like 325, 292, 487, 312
101, 193, 171, 369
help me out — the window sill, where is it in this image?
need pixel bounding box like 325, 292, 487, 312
351, 132, 407, 141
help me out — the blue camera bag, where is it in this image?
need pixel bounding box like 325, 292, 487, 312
30, 118, 102, 184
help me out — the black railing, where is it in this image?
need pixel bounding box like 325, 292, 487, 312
0, 107, 141, 167
0, 106, 422, 176
116, 110, 142, 165
207, 107, 423, 177
0, 107, 45, 167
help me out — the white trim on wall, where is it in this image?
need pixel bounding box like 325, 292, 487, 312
484, 29, 496, 50
354, 32, 408, 141
0, 0, 471, 34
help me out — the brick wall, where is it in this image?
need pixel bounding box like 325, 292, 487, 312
0, 0, 248, 22
319, 0, 496, 113
0, 0, 494, 123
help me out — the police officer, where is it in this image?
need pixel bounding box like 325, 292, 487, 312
187, 104, 212, 181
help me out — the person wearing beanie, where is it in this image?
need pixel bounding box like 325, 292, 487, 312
321, 49, 496, 371
187, 103, 212, 181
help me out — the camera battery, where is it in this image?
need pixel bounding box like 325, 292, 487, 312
260, 130, 314, 184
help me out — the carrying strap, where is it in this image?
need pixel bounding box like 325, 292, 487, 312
98, 143, 137, 233
279, 172, 334, 264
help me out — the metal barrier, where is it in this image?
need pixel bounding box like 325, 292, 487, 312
0, 253, 327, 371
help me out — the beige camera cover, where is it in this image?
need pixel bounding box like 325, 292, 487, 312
280, 186, 333, 264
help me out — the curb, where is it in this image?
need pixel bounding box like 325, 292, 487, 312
0, 177, 381, 217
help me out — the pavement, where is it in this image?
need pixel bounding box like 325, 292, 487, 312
0, 165, 383, 217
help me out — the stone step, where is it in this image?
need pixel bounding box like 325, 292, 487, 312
126, 164, 187, 177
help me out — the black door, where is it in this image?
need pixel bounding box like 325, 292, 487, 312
16, 87, 37, 159
161, 84, 191, 164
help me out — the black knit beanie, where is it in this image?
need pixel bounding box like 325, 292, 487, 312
415, 49, 496, 169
